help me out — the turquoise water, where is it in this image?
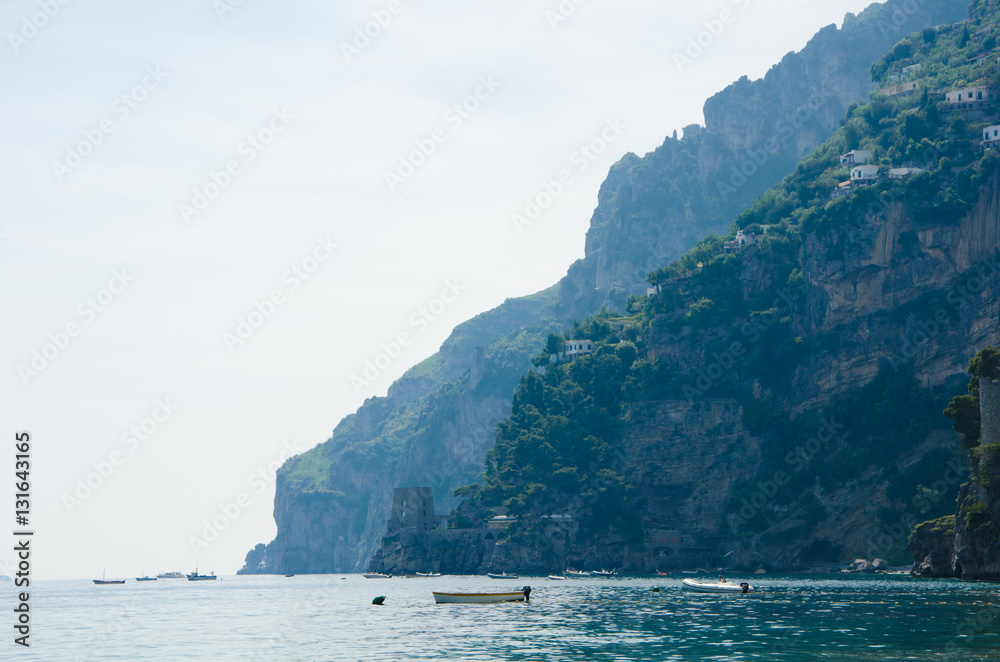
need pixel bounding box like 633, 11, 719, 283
6, 574, 1000, 660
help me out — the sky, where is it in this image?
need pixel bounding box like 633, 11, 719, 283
1, 0, 883, 580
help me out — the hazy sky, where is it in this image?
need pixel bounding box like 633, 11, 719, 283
2, 0, 882, 580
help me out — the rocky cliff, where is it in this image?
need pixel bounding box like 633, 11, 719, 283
910, 375, 1000, 578
240, 0, 970, 575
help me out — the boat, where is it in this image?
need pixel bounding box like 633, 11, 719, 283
433, 588, 530, 604
157, 571, 184, 579
187, 568, 217, 581
415, 572, 441, 578
682, 577, 753, 594
363, 573, 391, 579
285, 574, 295, 578
565, 570, 590, 578
93, 571, 124, 585
590, 569, 618, 577
486, 572, 519, 579
547, 575, 567, 580
135, 576, 157, 582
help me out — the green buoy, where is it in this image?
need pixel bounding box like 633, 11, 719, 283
372, 596, 386, 605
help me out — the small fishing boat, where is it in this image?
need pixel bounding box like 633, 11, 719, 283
590, 569, 617, 577
565, 570, 590, 578
363, 573, 391, 579
93, 571, 124, 585
157, 571, 184, 579
682, 577, 753, 594
135, 576, 157, 582
415, 572, 441, 578
285, 574, 295, 578
486, 572, 519, 579
547, 575, 567, 580
187, 568, 217, 581
433, 587, 531, 604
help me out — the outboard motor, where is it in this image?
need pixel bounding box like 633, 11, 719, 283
740, 582, 750, 594
522, 586, 532, 602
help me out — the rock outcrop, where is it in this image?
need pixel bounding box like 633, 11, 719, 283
240, 0, 971, 575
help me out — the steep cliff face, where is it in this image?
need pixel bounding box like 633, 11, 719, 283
240, 0, 970, 575
911, 377, 1000, 579
575, 0, 968, 311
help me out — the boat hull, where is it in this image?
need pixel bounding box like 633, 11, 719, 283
363, 573, 391, 579
486, 573, 519, 579
93, 580, 125, 585
187, 575, 217, 581
432, 592, 525, 604
682, 579, 754, 593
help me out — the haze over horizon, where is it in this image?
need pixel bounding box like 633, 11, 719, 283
2, 0, 881, 580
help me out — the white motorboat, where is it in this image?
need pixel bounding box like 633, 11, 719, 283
547, 575, 567, 580
486, 572, 519, 579
565, 570, 590, 578
363, 573, 391, 579
682, 578, 753, 593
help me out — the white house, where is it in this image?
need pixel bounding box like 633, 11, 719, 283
946, 86, 989, 108
841, 150, 873, 166
902, 63, 922, 77
564, 339, 594, 359
851, 165, 879, 185
889, 167, 926, 179
984, 125, 1000, 148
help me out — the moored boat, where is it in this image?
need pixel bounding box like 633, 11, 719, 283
363, 573, 391, 579
433, 586, 531, 604
157, 571, 184, 579
187, 568, 217, 581
547, 575, 567, 580
565, 570, 590, 578
682, 577, 753, 593
135, 576, 157, 582
486, 572, 519, 579
415, 572, 441, 577
590, 569, 617, 577
93, 570, 124, 585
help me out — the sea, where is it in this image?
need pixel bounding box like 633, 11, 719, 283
7, 573, 1000, 661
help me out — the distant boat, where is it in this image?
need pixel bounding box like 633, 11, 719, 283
285, 574, 295, 578
93, 570, 124, 585
547, 575, 567, 580
135, 576, 157, 582
415, 572, 441, 577
486, 572, 519, 579
682, 578, 753, 594
157, 571, 184, 579
590, 570, 617, 577
565, 570, 590, 578
187, 568, 217, 581
433, 590, 528, 604
363, 573, 391, 579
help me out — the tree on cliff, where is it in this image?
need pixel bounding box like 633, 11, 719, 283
944, 346, 1000, 449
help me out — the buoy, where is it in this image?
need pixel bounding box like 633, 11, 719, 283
652, 587, 661, 592
372, 596, 385, 605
